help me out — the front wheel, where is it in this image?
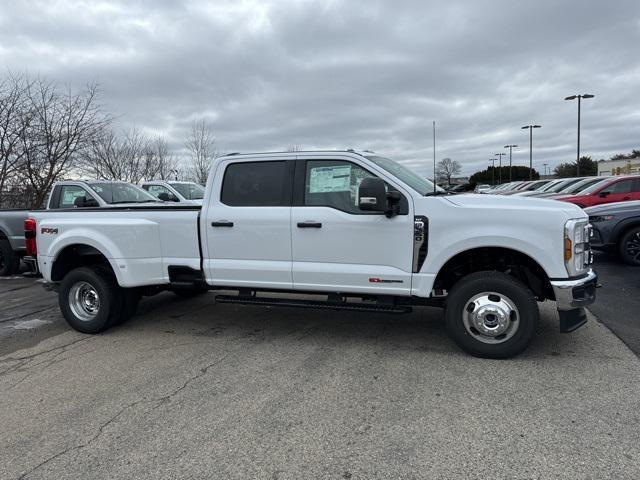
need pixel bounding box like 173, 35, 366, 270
619, 227, 640, 266
445, 271, 539, 359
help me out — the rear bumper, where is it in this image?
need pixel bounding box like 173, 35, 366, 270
550, 269, 597, 311
23, 256, 39, 275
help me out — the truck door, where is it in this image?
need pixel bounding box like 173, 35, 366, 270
290, 158, 414, 296
202, 158, 294, 289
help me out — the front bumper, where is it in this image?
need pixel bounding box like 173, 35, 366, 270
550, 269, 597, 333
550, 269, 597, 311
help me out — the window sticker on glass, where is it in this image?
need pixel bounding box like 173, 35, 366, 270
308, 165, 352, 193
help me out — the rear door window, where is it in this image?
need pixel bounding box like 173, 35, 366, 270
221, 161, 289, 207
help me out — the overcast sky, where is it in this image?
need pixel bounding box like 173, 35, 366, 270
2, 0, 639, 177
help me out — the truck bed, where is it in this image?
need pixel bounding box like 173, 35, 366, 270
30, 206, 202, 287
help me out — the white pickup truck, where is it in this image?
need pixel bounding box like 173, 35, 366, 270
27, 151, 597, 358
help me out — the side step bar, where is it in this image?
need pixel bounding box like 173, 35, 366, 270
215, 294, 412, 314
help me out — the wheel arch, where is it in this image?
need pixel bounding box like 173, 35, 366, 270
612, 218, 640, 244
51, 243, 119, 283
432, 246, 554, 300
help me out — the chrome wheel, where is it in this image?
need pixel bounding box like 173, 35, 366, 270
69, 281, 101, 322
462, 291, 520, 344
624, 230, 640, 263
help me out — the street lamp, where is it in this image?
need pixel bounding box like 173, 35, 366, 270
504, 144, 518, 182
489, 158, 497, 186
494, 152, 506, 184
521, 125, 542, 180
564, 94, 594, 176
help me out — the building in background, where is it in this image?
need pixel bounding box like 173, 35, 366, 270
597, 158, 640, 176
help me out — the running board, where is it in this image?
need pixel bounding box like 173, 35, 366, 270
215, 294, 412, 314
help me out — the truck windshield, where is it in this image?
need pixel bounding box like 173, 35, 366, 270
89, 183, 159, 204
169, 182, 205, 200
365, 155, 444, 195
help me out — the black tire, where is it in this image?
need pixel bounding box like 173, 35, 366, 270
618, 227, 640, 266
58, 266, 120, 334
111, 289, 141, 326
445, 271, 539, 359
0, 239, 21, 276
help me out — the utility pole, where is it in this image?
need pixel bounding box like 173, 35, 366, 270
521, 125, 541, 180
494, 152, 506, 184
433, 121, 436, 193
504, 144, 518, 182
565, 94, 594, 176
489, 158, 497, 186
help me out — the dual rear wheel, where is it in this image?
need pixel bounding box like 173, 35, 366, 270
59, 266, 140, 334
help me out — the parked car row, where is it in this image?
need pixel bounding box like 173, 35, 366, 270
0, 179, 204, 275
478, 175, 640, 266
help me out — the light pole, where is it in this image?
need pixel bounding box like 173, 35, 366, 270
564, 94, 594, 176
489, 158, 497, 186
494, 152, 506, 184
171, 169, 179, 181
543, 163, 548, 176
521, 125, 541, 180
504, 144, 518, 182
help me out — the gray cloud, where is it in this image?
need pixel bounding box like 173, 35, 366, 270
2, 0, 639, 176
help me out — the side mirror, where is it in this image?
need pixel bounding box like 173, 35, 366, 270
85, 198, 99, 207
73, 196, 99, 208
598, 191, 610, 198
358, 177, 386, 213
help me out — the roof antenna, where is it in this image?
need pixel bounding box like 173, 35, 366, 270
433, 120, 437, 193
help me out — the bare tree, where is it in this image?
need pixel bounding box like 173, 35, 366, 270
286, 144, 302, 152
150, 135, 177, 180
83, 128, 178, 183
16, 77, 108, 207
185, 119, 218, 184
0, 74, 29, 207
435, 157, 461, 186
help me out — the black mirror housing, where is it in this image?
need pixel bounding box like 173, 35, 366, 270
358, 177, 386, 212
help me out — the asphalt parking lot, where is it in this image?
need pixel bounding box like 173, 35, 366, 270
1, 266, 639, 479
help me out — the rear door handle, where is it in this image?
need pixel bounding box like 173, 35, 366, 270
297, 222, 322, 228
211, 221, 234, 227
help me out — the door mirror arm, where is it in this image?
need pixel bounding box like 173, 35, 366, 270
385, 191, 401, 218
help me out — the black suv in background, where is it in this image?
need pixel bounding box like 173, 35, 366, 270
587, 201, 640, 265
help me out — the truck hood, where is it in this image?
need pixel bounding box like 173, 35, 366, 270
442, 193, 585, 217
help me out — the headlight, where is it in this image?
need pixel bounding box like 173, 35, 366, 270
564, 219, 592, 276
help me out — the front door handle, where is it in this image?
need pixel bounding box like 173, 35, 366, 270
297, 221, 322, 228
211, 221, 234, 227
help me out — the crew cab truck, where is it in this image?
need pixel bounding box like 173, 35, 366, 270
27, 151, 597, 358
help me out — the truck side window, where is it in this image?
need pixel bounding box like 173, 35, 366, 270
221, 161, 288, 207
304, 160, 381, 214
59, 186, 93, 208
146, 185, 178, 201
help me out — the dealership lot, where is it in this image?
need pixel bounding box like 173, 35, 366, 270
1, 269, 640, 479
